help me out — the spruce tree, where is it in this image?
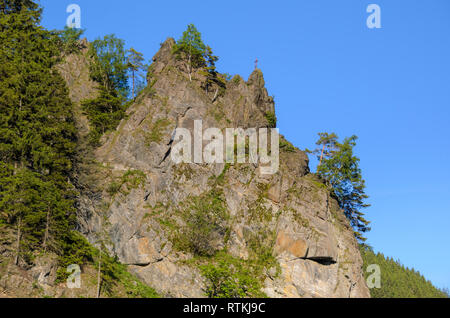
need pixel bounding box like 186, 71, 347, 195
0, 0, 80, 266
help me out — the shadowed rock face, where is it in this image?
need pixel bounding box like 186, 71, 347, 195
69, 38, 370, 298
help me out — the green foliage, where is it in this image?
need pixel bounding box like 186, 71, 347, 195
56, 231, 95, 281
0, 0, 40, 15
85, 37, 148, 144
264, 111, 277, 128
0, 7, 77, 174
199, 252, 266, 298
313, 133, 371, 242
173, 24, 222, 90
360, 245, 449, 298
0, 167, 77, 263
110, 262, 160, 298
81, 87, 126, 145
93, 250, 159, 298
306, 132, 338, 165
88, 34, 129, 98
279, 137, 296, 152
57, 26, 85, 54
231, 75, 242, 85
0, 2, 160, 298
0, 1, 82, 267
223, 73, 232, 81
145, 118, 172, 145
56, 235, 159, 298
173, 24, 207, 70
177, 189, 229, 256
107, 169, 146, 196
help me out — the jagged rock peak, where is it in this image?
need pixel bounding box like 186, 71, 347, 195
248, 68, 266, 87
149, 38, 176, 76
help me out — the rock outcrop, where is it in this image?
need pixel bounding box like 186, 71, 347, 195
68, 38, 369, 298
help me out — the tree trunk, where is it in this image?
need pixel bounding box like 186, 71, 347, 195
212, 87, 219, 103
14, 217, 21, 266
132, 69, 135, 98
43, 207, 50, 252
318, 144, 325, 167
188, 53, 192, 82
96, 247, 102, 298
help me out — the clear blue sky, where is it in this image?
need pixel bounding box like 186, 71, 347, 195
39, 0, 450, 290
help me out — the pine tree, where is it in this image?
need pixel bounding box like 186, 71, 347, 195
0, 0, 79, 266
173, 24, 207, 81
312, 133, 371, 242
0, 2, 77, 175
306, 132, 338, 167
126, 47, 147, 98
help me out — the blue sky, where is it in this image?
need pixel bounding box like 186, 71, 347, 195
39, 0, 450, 290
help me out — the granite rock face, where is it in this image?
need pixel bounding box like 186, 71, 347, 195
69, 38, 370, 298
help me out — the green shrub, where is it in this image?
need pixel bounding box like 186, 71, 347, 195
176, 189, 229, 256
279, 137, 296, 152
231, 75, 242, 85
264, 111, 277, 128
199, 252, 266, 298
145, 118, 172, 145
107, 170, 146, 196
82, 88, 127, 145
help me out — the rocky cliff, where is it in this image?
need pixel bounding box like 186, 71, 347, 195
61, 38, 370, 298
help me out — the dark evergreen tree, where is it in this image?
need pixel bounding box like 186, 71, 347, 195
0, 0, 82, 267
0, 1, 77, 175
311, 133, 371, 242
57, 26, 85, 54
81, 87, 125, 145
0, 0, 38, 15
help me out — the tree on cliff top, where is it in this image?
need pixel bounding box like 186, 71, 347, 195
173, 24, 220, 84
89, 34, 129, 98
173, 24, 206, 81
127, 47, 147, 98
